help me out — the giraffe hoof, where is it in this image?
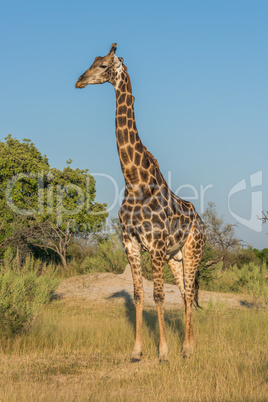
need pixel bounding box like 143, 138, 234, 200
159, 343, 168, 362
159, 357, 169, 364
181, 345, 194, 359
182, 351, 190, 359
130, 351, 142, 363
159, 351, 168, 362
130, 357, 141, 363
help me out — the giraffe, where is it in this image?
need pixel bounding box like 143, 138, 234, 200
75, 43, 206, 361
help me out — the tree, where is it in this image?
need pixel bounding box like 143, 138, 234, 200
257, 210, 268, 237
0, 136, 108, 265
202, 202, 241, 252
253, 248, 268, 262
0, 135, 50, 256
202, 202, 241, 265
0, 135, 50, 210
0, 206, 15, 258
259, 211, 268, 236
29, 163, 108, 266
260, 211, 268, 223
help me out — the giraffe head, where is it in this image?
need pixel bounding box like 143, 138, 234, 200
75, 43, 124, 88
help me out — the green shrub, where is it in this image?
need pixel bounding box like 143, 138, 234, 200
199, 245, 219, 286
0, 271, 32, 337
0, 252, 59, 338
202, 260, 268, 306
247, 261, 268, 307
1, 247, 59, 277
81, 237, 128, 274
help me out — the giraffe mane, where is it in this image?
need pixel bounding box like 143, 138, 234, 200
122, 63, 159, 170
143, 146, 159, 169
122, 64, 132, 94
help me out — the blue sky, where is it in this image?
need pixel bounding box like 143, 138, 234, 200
0, 0, 267, 249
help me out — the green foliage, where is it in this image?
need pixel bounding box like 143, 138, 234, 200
0, 271, 32, 337
199, 244, 219, 286
81, 236, 128, 274
203, 260, 268, 307
25, 162, 108, 266
247, 261, 268, 307
253, 247, 268, 263
46, 165, 108, 233
0, 136, 50, 255
0, 135, 49, 219
0, 252, 59, 338
2, 247, 59, 277
0, 135, 107, 264
67, 237, 97, 262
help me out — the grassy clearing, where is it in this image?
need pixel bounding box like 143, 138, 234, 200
0, 297, 267, 401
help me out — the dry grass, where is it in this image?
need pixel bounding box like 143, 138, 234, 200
0, 297, 267, 401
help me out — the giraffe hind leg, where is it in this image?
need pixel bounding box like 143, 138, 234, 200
180, 228, 205, 357
168, 250, 202, 358
168, 258, 186, 305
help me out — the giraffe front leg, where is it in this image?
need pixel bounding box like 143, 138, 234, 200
157, 303, 168, 362
151, 252, 168, 362
123, 235, 144, 362
132, 302, 143, 362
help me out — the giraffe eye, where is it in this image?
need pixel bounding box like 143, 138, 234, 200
100, 65, 107, 69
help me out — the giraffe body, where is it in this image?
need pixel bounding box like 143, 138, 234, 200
76, 44, 206, 360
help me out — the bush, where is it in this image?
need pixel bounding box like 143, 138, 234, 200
81, 236, 128, 274
0, 271, 32, 337
199, 245, 219, 286
202, 260, 268, 307
0, 251, 59, 338
247, 261, 268, 307
0, 270, 59, 338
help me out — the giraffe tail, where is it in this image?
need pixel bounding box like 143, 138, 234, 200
193, 270, 202, 310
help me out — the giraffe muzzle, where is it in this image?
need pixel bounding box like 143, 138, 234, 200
75, 78, 86, 88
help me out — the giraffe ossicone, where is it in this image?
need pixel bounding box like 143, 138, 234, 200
75, 43, 206, 361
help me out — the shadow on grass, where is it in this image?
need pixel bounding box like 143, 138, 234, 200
239, 299, 267, 309
107, 290, 185, 348
240, 300, 256, 308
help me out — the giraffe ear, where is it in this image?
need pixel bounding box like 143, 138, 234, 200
109, 43, 117, 54
113, 55, 122, 68
118, 57, 124, 64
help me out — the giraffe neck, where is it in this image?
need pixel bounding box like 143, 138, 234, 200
113, 70, 145, 186
113, 69, 168, 195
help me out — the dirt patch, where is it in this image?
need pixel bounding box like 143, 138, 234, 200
55, 264, 248, 309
